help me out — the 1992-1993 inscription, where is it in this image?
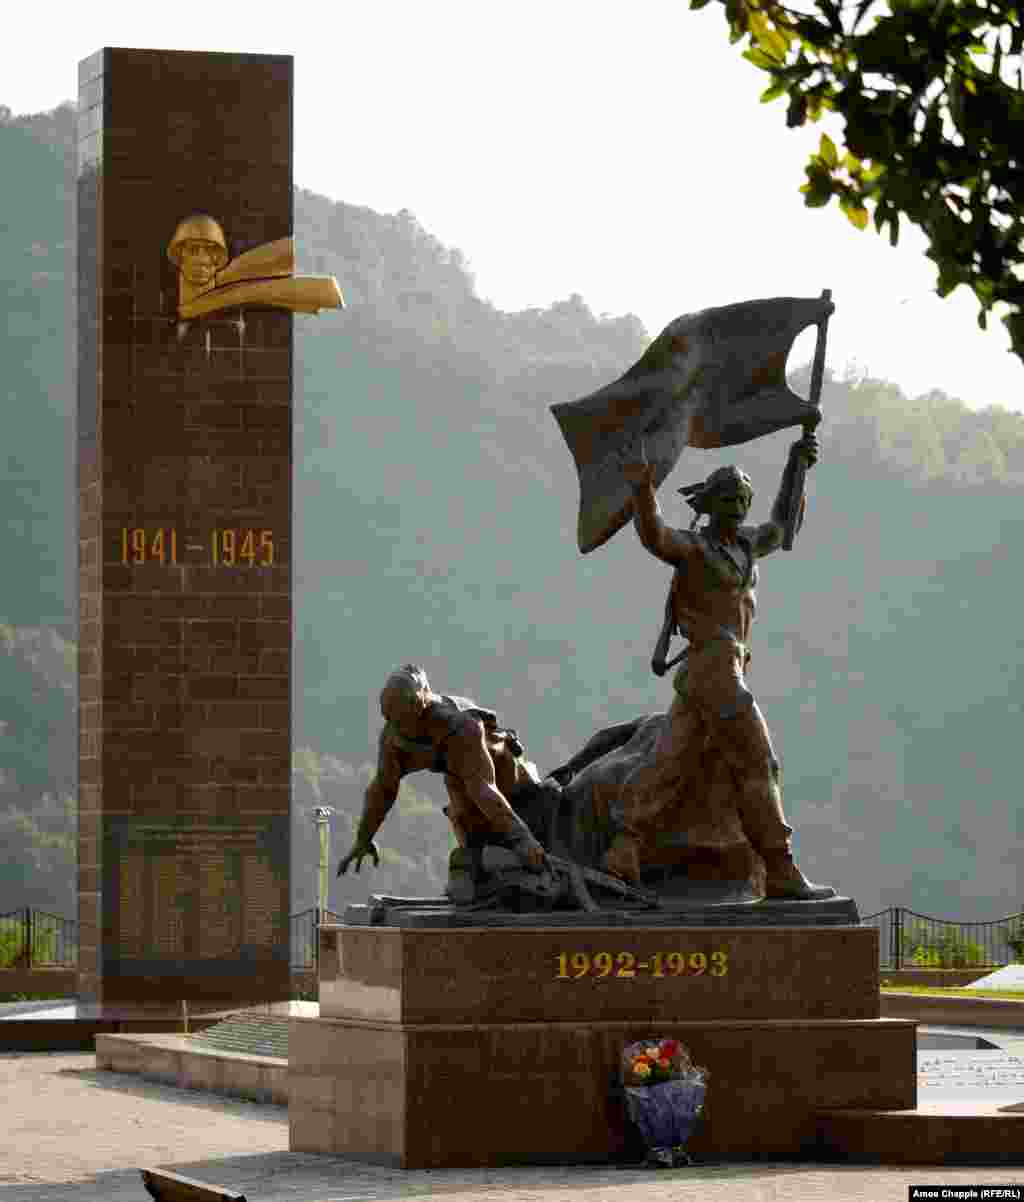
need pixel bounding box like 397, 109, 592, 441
555, 950, 729, 979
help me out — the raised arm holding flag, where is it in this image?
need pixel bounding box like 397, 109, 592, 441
551, 292, 834, 554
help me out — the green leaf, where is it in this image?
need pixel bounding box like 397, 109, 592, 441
760, 80, 788, 103
743, 47, 781, 71
763, 28, 790, 60
724, 0, 749, 44
819, 133, 839, 168
845, 206, 870, 231
800, 158, 834, 208
689, 0, 714, 8
748, 9, 769, 38
774, 20, 794, 50
748, 10, 789, 63
805, 93, 835, 123
973, 279, 995, 305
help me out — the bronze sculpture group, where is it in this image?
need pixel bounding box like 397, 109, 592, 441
339, 294, 841, 912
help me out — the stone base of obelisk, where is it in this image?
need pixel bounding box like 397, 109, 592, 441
288, 921, 916, 1167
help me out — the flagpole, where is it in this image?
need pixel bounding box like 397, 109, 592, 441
782, 288, 832, 551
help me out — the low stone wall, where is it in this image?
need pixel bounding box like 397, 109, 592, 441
880, 991, 1024, 1028
0, 968, 317, 1002
879, 968, 998, 989
96, 1032, 287, 1105
0, 967, 76, 998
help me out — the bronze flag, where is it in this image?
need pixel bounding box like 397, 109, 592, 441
550, 294, 835, 554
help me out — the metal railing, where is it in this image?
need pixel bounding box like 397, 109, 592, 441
289, 906, 339, 971
4, 904, 1022, 973
0, 907, 79, 969
862, 906, 1024, 970
1, 907, 338, 972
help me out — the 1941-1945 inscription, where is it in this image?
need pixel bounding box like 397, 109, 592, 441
119, 527, 277, 566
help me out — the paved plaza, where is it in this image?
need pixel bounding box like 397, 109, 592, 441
1, 1031, 1022, 1202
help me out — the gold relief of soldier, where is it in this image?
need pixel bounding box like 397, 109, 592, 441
166, 214, 344, 321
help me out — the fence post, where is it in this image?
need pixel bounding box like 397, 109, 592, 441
891, 906, 902, 971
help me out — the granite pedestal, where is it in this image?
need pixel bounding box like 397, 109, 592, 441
289, 919, 916, 1167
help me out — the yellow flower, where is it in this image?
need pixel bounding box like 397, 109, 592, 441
634, 1061, 651, 1078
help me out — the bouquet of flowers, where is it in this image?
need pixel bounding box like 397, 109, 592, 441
621, 1038, 709, 1167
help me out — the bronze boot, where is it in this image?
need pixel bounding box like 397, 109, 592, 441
760, 849, 836, 901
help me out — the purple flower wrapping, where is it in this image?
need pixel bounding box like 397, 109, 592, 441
624, 1076, 706, 1151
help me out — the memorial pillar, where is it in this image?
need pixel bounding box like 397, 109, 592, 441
76, 48, 302, 1009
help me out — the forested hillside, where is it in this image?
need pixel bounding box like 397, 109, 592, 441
1, 102, 1021, 924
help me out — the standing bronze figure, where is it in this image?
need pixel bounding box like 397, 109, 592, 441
602, 436, 835, 900
545, 291, 838, 902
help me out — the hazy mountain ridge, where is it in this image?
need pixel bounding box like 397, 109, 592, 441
1, 102, 1021, 924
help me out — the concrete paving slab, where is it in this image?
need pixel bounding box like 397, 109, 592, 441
0, 999, 80, 1019
3, 1053, 1024, 1202
917, 1046, 1024, 1112
3, 1151, 1024, 1202
964, 964, 1024, 992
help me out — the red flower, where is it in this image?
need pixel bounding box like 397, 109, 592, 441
660, 1039, 680, 1057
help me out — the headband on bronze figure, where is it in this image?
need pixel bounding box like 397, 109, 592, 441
677, 466, 753, 529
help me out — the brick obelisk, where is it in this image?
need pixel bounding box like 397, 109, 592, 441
77, 48, 293, 1009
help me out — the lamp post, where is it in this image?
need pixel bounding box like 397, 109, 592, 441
312, 806, 335, 973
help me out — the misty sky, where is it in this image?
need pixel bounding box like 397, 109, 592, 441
5, 0, 1022, 412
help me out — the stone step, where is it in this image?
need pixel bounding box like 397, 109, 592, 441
816, 1103, 1024, 1164
189, 1012, 290, 1060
